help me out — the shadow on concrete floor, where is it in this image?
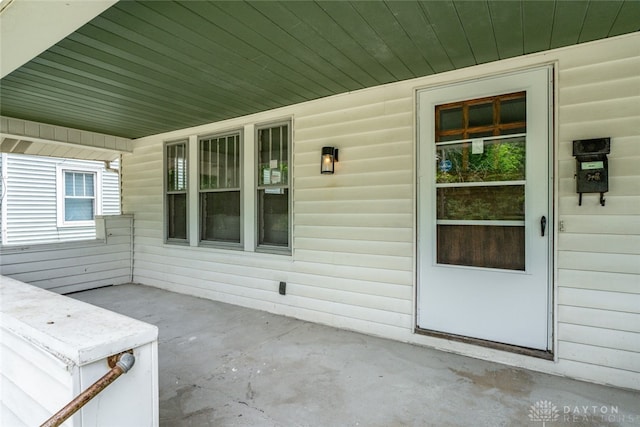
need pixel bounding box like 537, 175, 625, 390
72, 284, 640, 427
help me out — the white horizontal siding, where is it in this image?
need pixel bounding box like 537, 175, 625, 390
0, 215, 132, 293
0, 331, 74, 427
0, 153, 5, 245
2, 154, 120, 245
123, 33, 640, 389
554, 33, 640, 384
125, 82, 415, 331
0, 276, 159, 426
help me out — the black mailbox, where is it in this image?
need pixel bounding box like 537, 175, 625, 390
573, 138, 610, 206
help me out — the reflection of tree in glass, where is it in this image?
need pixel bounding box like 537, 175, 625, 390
438, 186, 525, 221
437, 138, 525, 183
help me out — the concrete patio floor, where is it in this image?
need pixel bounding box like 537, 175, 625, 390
72, 284, 640, 427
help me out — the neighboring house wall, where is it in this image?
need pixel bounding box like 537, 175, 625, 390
122, 34, 639, 390
0, 154, 120, 246
0, 215, 133, 294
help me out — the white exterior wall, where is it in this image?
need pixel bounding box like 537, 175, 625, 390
0, 215, 133, 294
0, 154, 120, 246
123, 33, 640, 390
0, 153, 5, 244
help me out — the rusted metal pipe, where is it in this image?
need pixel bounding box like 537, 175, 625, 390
40, 352, 135, 427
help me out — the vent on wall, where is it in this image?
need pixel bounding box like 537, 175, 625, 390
1, 137, 33, 154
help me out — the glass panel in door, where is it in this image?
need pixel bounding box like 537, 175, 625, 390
435, 93, 527, 271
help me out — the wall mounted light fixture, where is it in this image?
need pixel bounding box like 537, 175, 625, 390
321, 146, 338, 174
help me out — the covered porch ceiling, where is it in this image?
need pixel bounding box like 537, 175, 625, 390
1, 0, 639, 141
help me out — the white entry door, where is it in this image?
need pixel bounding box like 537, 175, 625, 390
417, 67, 552, 351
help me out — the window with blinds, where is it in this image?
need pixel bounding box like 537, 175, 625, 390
63, 171, 96, 222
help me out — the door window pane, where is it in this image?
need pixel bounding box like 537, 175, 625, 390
437, 225, 525, 270
436, 136, 526, 183
435, 91, 526, 142
500, 97, 526, 124
437, 186, 525, 221
468, 102, 493, 127
439, 107, 463, 131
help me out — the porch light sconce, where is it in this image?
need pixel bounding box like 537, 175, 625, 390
321, 146, 338, 174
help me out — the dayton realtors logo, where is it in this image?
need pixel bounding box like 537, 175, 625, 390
529, 400, 636, 424
528, 400, 559, 426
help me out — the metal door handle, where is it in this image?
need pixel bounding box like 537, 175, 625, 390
541, 216, 547, 236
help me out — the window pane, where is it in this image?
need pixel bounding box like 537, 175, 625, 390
437, 225, 525, 270
200, 134, 240, 190
74, 173, 85, 196
167, 193, 187, 239
65, 172, 74, 196
200, 139, 210, 188
436, 136, 526, 183
258, 189, 288, 246
200, 191, 240, 243
65, 198, 94, 221
437, 186, 525, 221
439, 134, 464, 142
501, 127, 526, 136
258, 125, 288, 186
468, 131, 494, 139
85, 173, 94, 197
468, 102, 493, 128
167, 143, 187, 191
500, 97, 526, 124
439, 107, 462, 131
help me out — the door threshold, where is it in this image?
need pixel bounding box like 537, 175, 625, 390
414, 327, 553, 360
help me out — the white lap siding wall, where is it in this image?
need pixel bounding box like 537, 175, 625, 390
122, 33, 640, 390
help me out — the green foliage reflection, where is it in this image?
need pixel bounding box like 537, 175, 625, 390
436, 137, 525, 183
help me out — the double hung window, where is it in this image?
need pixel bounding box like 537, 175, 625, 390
63, 171, 96, 223
199, 132, 242, 246
256, 122, 290, 251
166, 141, 188, 242
164, 120, 292, 254
56, 166, 102, 227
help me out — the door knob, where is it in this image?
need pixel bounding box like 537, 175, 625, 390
541, 216, 547, 237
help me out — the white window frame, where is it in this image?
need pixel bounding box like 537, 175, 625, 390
56, 165, 103, 228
